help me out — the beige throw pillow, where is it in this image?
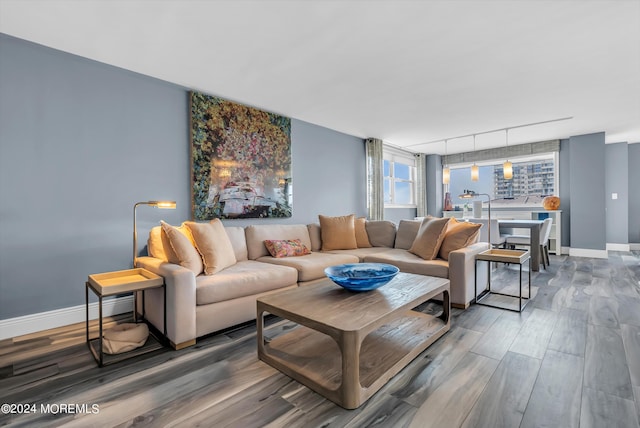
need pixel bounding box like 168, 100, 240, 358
160, 221, 204, 275
365, 220, 397, 247
354, 217, 372, 248
409, 217, 450, 260
394, 219, 424, 249
185, 219, 237, 275
147, 225, 168, 261
319, 214, 358, 251
438, 219, 482, 260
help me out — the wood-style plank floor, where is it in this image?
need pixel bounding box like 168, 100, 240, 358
1, 251, 639, 427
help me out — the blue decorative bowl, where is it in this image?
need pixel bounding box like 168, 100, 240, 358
324, 263, 400, 292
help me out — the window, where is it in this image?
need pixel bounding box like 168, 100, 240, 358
447, 153, 558, 209
383, 147, 416, 207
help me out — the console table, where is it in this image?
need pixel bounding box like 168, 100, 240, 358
498, 219, 544, 271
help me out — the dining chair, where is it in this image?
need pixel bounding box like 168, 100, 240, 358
468, 218, 506, 248
505, 217, 554, 268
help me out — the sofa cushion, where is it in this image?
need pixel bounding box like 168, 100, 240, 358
160, 221, 204, 275
438, 219, 481, 261
365, 220, 397, 247
245, 224, 312, 260
147, 226, 167, 261
409, 217, 450, 260
257, 252, 359, 282
394, 219, 422, 249
322, 247, 392, 262
319, 214, 358, 251
225, 226, 249, 262
195, 260, 298, 305
364, 249, 449, 278
354, 217, 372, 248
186, 220, 237, 275
264, 239, 311, 258
307, 223, 322, 252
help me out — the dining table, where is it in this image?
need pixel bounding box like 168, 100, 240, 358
498, 219, 545, 271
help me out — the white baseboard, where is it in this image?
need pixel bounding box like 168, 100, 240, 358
0, 296, 133, 341
630, 243, 640, 251
607, 243, 631, 252
569, 248, 609, 259
560, 246, 570, 255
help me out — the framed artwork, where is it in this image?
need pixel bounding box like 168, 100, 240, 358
190, 91, 292, 220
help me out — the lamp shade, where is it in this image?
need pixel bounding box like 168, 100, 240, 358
442, 166, 450, 184
471, 164, 479, 181
503, 160, 513, 179
442, 139, 450, 185
149, 200, 177, 209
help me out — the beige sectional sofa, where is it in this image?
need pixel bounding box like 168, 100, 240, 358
136, 219, 488, 349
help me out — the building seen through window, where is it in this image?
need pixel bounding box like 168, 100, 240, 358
494, 158, 555, 199
447, 155, 556, 210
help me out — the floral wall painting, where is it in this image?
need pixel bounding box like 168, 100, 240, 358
190, 91, 292, 220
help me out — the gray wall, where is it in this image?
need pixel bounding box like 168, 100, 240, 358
559, 139, 571, 248
605, 143, 629, 244
568, 132, 606, 251
426, 154, 443, 217
0, 34, 365, 320
629, 144, 640, 244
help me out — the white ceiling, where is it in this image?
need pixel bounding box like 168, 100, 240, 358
1, 0, 639, 155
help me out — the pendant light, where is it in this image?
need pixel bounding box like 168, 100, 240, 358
471, 135, 479, 181
503, 129, 513, 180
442, 140, 450, 184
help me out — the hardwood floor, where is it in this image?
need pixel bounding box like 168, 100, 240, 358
1, 251, 639, 427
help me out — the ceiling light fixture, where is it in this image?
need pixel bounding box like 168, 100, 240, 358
471, 135, 479, 182
503, 129, 513, 180
407, 116, 573, 149
442, 140, 450, 185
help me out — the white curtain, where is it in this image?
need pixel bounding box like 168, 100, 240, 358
365, 138, 384, 220
415, 153, 428, 217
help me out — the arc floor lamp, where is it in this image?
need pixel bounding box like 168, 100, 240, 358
133, 200, 176, 267
459, 190, 491, 245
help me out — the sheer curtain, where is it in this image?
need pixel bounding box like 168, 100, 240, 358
365, 138, 384, 220
414, 153, 428, 217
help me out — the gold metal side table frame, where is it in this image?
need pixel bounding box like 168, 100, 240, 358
475, 249, 531, 312
85, 268, 166, 367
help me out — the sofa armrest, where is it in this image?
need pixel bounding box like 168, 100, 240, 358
447, 242, 489, 307
136, 256, 197, 347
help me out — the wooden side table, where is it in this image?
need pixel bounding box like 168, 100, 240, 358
85, 268, 166, 366
475, 249, 531, 312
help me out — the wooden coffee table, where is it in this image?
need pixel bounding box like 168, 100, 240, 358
256, 272, 450, 409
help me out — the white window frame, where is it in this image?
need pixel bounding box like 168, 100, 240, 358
383, 146, 417, 208
447, 152, 559, 207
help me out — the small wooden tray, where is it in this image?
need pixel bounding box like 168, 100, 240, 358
476, 248, 530, 264
88, 268, 163, 296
